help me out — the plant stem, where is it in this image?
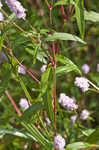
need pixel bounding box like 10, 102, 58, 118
5, 90, 22, 117
1, 8, 37, 43
69, 6, 75, 16
52, 42, 57, 137
46, 1, 57, 142
60, 5, 66, 23
36, 0, 48, 28
52, 42, 56, 67
26, 0, 37, 9
88, 88, 99, 94
3, 45, 40, 83
53, 69, 57, 136
56, 4, 68, 53
88, 80, 99, 91
45, 0, 51, 10
11, 21, 37, 43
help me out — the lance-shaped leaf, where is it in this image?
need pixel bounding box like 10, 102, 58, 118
21, 121, 53, 149
44, 67, 54, 126
19, 78, 34, 103
33, 43, 41, 64
45, 32, 86, 44
0, 35, 4, 51
40, 64, 51, 96
56, 54, 82, 75
66, 142, 90, 150
75, 0, 85, 40
84, 10, 99, 22
21, 102, 44, 122
54, 0, 68, 6
85, 128, 99, 144
25, 47, 47, 64
0, 128, 33, 140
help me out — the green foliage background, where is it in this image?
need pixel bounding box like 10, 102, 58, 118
0, 0, 99, 149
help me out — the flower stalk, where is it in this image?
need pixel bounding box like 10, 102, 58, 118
5, 90, 22, 117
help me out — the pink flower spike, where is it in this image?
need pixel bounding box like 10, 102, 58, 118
41, 65, 47, 73
54, 135, 66, 149
80, 109, 90, 120
82, 64, 90, 74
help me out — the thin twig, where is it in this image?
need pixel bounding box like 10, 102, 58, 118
5, 90, 22, 117
26, 0, 37, 9
36, 0, 48, 28
52, 42, 57, 137
1, 8, 37, 43
3, 45, 40, 83
60, 5, 66, 23
52, 42, 56, 67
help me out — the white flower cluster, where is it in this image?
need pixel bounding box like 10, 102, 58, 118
18, 66, 26, 75
19, 98, 31, 110
97, 64, 99, 72
0, 0, 26, 20
74, 77, 90, 92
0, 0, 4, 22
82, 64, 90, 74
6, 0, 26, 19
45, 117, 51, 126
41, 65, 47, 73
71, 115, 77, 124
70, 109, 90, 125
80, 109, 90, 120
58, 93, 78, 111
54, 135, 66, 150
0, 0, 2, 8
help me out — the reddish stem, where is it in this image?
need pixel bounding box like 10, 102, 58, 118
56, 23, 64, 53
60, 5, 67, 23
52, 42, 57, 137
13, 56, 40, 83
46, 0, 57, 140
36, 0, 48, 28
10, 22, 37, 43
56, 5, 68, 53
26, 0, 37, 9
5, 90, 22, 117
29, 68, 40, 77
53, 70, 57, 136
69, 6, 75, 16
45, 0, 52, 10
52, 42, 56, 67
3, 45, 40, 83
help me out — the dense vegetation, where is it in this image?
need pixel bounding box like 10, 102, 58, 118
0, 0, 99, 149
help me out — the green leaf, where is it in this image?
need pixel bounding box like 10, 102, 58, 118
75, 0, 85, 39
0, 128, 31, 139
21, 102, 44, 122
45, 32, 86, 44
45, 68, 54, 125
40, 64, 51, 96
86, 128, 99, 144
21, 121, 53, 148
0, 35, 4, 51
56, 54, 82, 75
33, 43, 41, 64
6, 13, 16, 23
25, 48, 47, 64
84, 10, 99, 22
19, 78, 34, 103
54, 0, 68, 6
66, 142, 90, 150
81, 129, 95, 137
40, 29, 50, 35
56, 66, 77, 74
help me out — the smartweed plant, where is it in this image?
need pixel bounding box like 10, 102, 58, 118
0, 0, 99, 150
